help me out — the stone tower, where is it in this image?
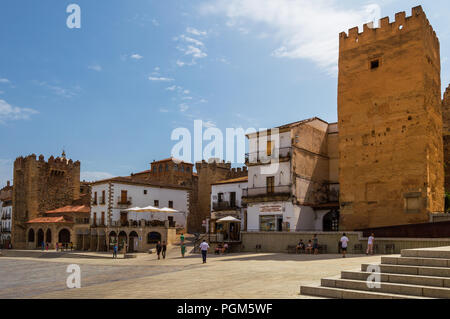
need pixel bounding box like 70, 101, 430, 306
338, 6, 444, 230
12, 153, 81, 248
443, 85, 450, 191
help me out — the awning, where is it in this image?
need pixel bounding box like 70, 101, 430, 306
216, 216, 241, 223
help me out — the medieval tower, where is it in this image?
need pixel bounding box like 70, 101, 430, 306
12, 153, 81, 248
443, 85, 450, 191
338, 6, 444, 230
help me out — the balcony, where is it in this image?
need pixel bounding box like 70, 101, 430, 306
242, 185, 292, 203
116, 196, 132, 208
91, 218, 106, 227
212, 201, 239, 211
245, 147, 292, 165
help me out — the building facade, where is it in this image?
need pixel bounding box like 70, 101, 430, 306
0, 181, 13, 248
244, 118, 340, 232
338, 6, 445, 230
210, 176, 248, 237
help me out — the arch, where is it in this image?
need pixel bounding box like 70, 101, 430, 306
37, 229, 44, 247
323, 210, 340, 232
147, 231, 161, 244
45, 228, 52, 243
28, 228, 35, 242
58, 228, 71, 244
129, 231, 138, 238
129, 231, 139, 252
118, 231, 127, 250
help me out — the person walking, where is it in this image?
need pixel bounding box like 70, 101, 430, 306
199, 240, 209, 264
162, 241, 167, 259
41, 241, 45, 251
113, 243, 118, 259
46, 242, 49, 251
366, 233, 375, 255
180, 233, 185, 244
340, 233, 349, 258
313, 234, 319, 255
181, 242, 186, 258
156, 241, 162, 260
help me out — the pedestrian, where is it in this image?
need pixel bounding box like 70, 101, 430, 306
199, 240, 209, 264
180, 233, 185, 244
313, 234, 319, 255
56, 242, 59, 252
340, 233, 349, 258
113, 243, 118, 259
41, 241, 45, 251
162, 241, 167, 259
46, 242, 49, 251
70, 242, 73, 251
366, 233, 375, 255
156, 241, 162, 260
181, 243, 186, 258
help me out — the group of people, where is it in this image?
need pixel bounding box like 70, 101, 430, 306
295, 234, 320, 255
45, 241, 73, 252
214, 242, 229, 255
339, 233, 375, 258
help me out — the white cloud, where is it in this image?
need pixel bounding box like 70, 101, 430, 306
179, 103, 189, 112
33, 81, 80, 98
183, 89, 190, 95
88, 64, 102, 72
80, 171, 114, 182
180, 34, 204, 47
148, 76, 174, 82
184, 45, 207, 59
186, 27, 207, 37
176, 60, 186, 67
159, 108, 169, 113
166, 85, 178, 91
182, 96, 193, 100
131, 53, 143, 60
0, 78, 10, 84
0, 99, 38, 123
201, 0, 381, 75
203, 120, 216, 128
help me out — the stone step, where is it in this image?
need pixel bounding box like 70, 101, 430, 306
382, 256, 450, 268
321, 277, 450, 298
401, 247, 450, 259
300, 284, 434, 299
341, 270, 450, 288
362, 263, 450, 277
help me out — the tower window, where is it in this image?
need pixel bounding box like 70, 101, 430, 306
370, 59, 380, 70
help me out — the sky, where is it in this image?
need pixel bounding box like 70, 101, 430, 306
1, 0, 450, 186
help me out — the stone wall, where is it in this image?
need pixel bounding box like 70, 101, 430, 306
338, 6, 444, 230
241, 231, 450, 255
443, 85, 450, 191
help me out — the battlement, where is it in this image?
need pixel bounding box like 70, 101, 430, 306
339, 6, 439, 50
14, 153, 80, 169
195, 159, 232, 171
444, 85, 450, 103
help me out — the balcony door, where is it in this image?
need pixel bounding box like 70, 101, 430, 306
266, 176, 275, 194
120, 190, 127, 204
230, 192, 236, 207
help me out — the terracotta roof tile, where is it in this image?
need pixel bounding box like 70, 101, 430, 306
213, 176, 248, 185
27, 216, 73, 224
46, 205, 90, 214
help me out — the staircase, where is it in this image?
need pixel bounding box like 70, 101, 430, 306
300, 246, 450, 299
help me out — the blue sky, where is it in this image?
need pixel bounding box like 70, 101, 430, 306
1, 0, 450, 186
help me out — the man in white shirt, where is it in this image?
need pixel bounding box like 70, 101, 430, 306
340, 233, 349, 258
199, 240, 210, 264
366, 233, 375, 255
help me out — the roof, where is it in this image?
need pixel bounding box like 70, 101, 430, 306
27, 216, 73, 224
213, 176, 248, 185
46, 205, 90, 214
151, 157, 193, 166
90, 176, 190, 190
246, 117, 330, 137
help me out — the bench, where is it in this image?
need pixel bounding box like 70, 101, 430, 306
385, 244, 395, 254
255, 244, 262, 253
318, 244, 327, 254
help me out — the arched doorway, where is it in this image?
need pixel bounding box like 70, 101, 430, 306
118, 231, 127, 251
28, 229, 35, 243
37, 229, 44, 248
45, 229, 52, 244
323, 210, 340, 232
129, 231, 139, 252
108, 231, 117, 251
147, 232, 161, 244
58, 229, 71, 244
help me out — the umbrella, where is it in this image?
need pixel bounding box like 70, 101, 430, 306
159, 207, 180, 213
124, 207, 144, 212
135, 205, 162, 212
216, 216, 241, 223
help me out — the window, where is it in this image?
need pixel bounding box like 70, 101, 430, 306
154, 200, 159, 207
186, 166, 190, 172
174, 164, 178, 171
180, 166, 184, 172
159, 165, 163, 172
370, 59, 380, 70
168, 201, 173, 208
101, 212, 105, 225
121, 190, 127, 204
165, 164, 169, 172
405, 193, 421, 213
144, 190, 147, 195
267, 140, 273, 156
218, 193, 224, 203
230, 192, 236, 207
266, 176, 275, 194
101, 190, 105, 204
260, 215, 276, 232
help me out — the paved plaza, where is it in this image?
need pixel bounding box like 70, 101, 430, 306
0, 246, 382, 299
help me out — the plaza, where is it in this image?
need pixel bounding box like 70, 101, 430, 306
0, 246, 380, 299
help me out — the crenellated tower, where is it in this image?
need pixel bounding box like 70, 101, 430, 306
12, 152, 81, 248
338, 6, 444, 230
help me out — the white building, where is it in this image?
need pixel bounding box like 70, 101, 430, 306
210, 176, 248, 237
0, 181, 13, 247
244, 118, 340, 232
90, 177, 189, 229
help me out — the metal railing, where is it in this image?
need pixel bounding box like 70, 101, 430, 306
245, 147, 292, 164
243, 184, 292, 197
91, 218, 105, 227
212, 201, 238, 211
117, 196, 132, 207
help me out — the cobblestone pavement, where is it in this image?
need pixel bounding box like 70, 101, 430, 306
0, 248, 381, 299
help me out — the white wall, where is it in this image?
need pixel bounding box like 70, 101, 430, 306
211, 182, 248, 209
91, 182, 189, 228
